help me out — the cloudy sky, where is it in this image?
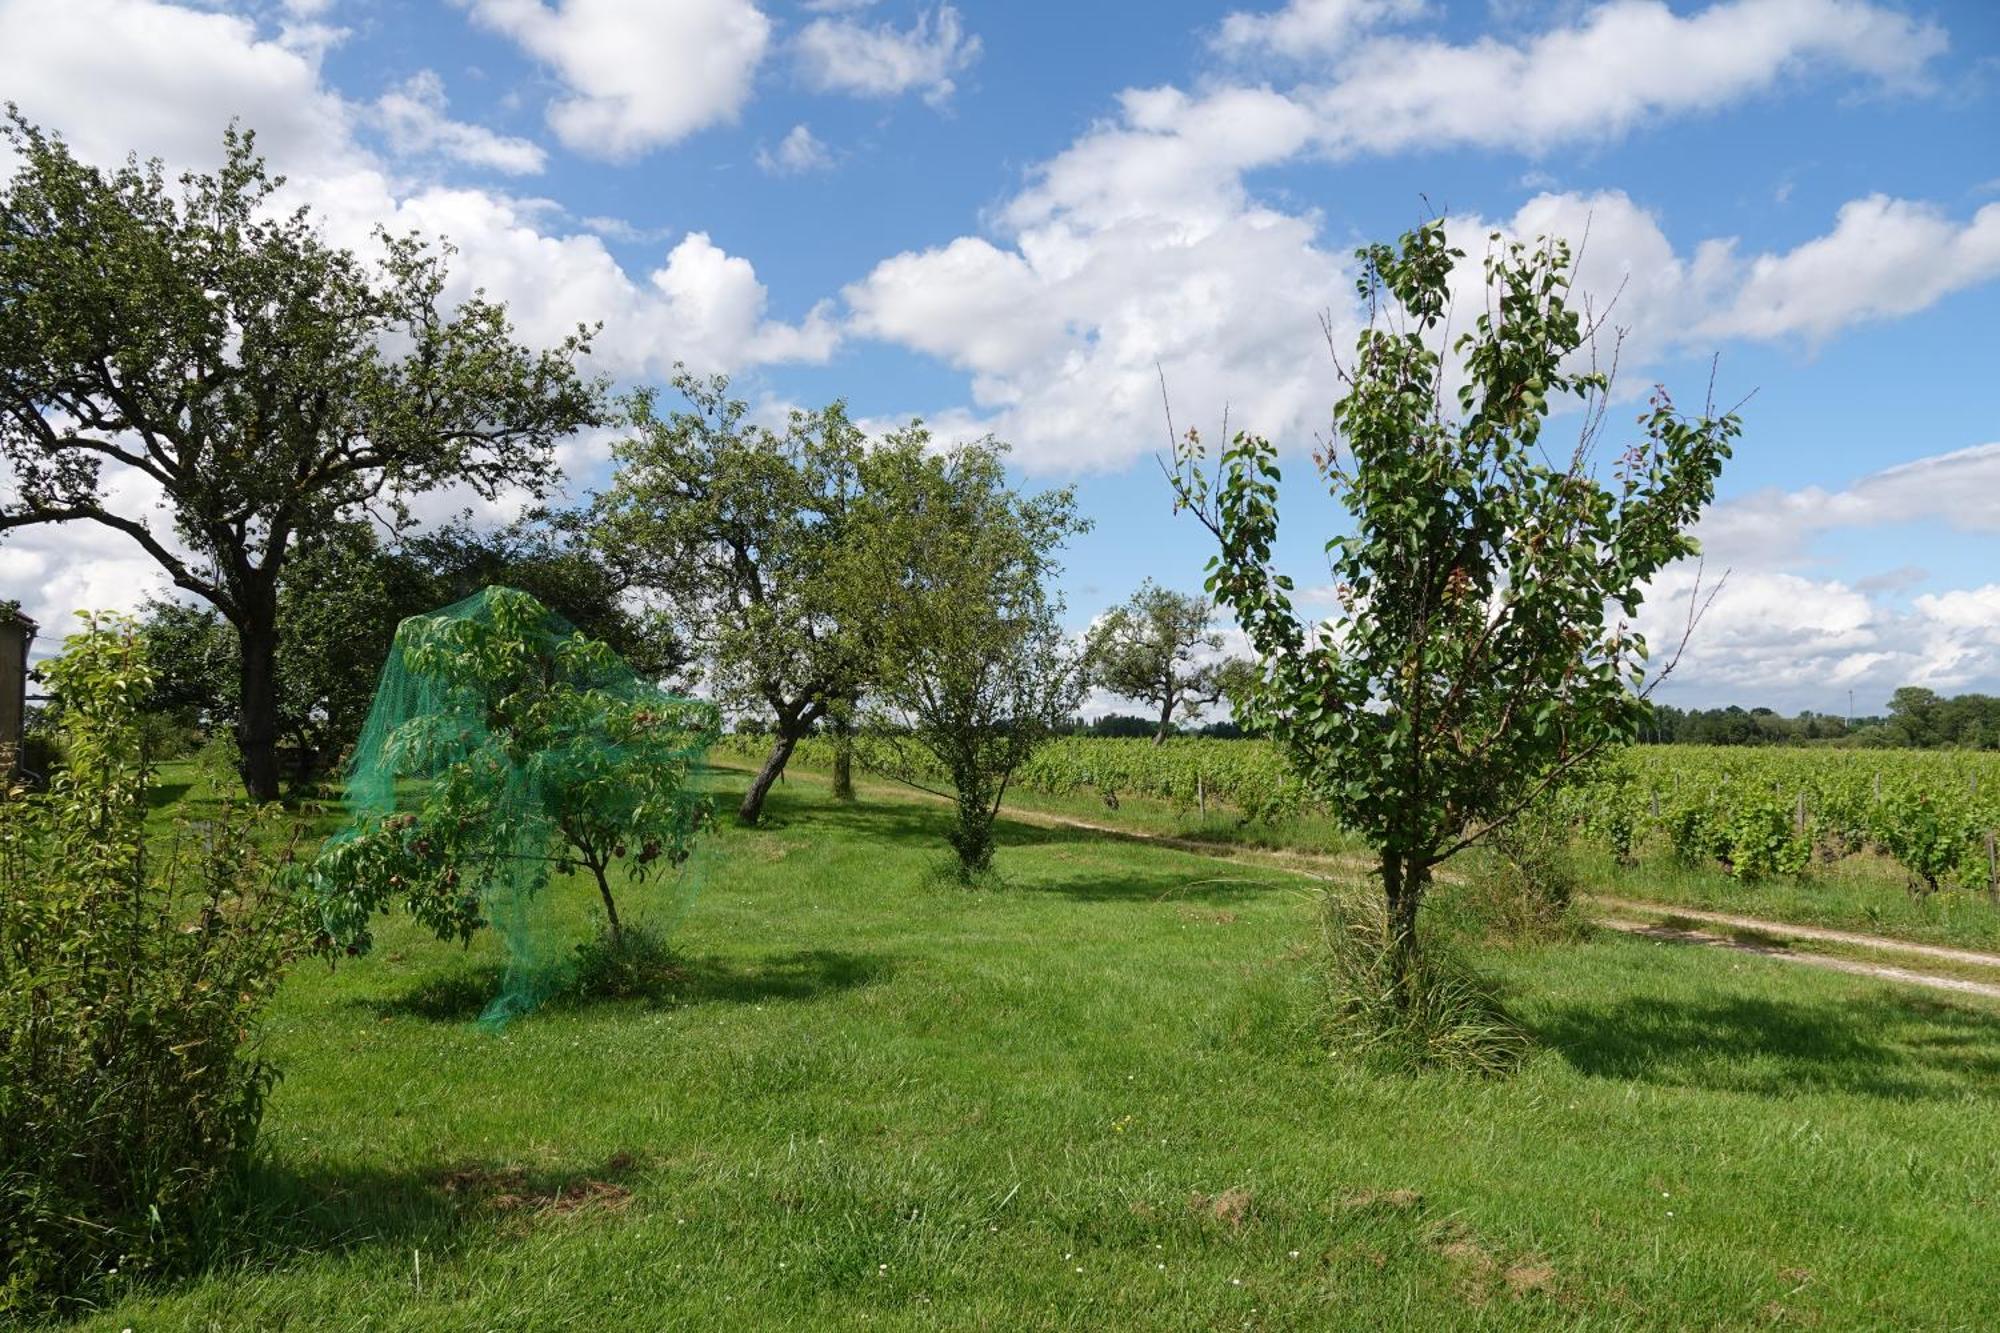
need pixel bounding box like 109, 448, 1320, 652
2, 0, 1996, 713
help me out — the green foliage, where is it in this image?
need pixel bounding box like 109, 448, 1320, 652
1173, 218, 1736, 989
848, 435, 1091, 877
307, 588, 718, 1023
0, 615, 304, 1315
136, 516, 667, 783
568, 922, 686, 1003
1721, 787, 1811, 880
1470, 797, 1589, 941
0, 112, 605, 800
1086, 580, 1250, 742
1578, 762, 1641, 864
718, 732, 1333, 824
1570, 746, 1997, 893
1875, 788, 1979, 894
596, 371, 870, 824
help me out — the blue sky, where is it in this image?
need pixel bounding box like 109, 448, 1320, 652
2, 0, 1997, 713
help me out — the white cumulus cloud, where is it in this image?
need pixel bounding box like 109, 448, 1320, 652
1211, 0, 1426, 60
370, 70, 547, 175
757, 123, 834, 175
794, 3, 980, 106
460, 0, 772, 159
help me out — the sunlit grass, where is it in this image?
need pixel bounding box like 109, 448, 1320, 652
47, 770, 2000, 1330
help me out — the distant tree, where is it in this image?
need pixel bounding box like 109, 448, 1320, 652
853, 434, 1091, 877
1887, 686, 1945, 748
1172, 221, 1736, 994
1087, 580, 1252, 743
1937, 693, 2000, 749
0, 114, 604, 800
596, 373, 868, 824
1086, 713, 1162, 739
403, 512, 683, 681
136, 523, 418, 777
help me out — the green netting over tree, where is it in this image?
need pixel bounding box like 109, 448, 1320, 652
307, 586, 720, 1026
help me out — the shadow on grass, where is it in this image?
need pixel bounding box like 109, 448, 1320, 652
361, 949, 892, 1023
145, 777, 195, 811
201, 1149, 648, 1284
677, 948, 894, 1004
1535, 990, 2000, 1100
726, 776, 1298, 905
362, 965, 510, 1022
751, 791, 948, 844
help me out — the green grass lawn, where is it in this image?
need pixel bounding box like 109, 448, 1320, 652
763, 751, 2000, 954
52, 772, 2000, 1330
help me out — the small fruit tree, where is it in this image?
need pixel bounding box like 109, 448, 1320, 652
1173, 221, 1737, 994
309, 587, 718, 1017
850, 433, 1091, 877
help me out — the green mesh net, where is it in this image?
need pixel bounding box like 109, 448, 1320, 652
308, 586, 719, 1026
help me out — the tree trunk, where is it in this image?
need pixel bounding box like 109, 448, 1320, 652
948, 784, 996, 879
738, 731, 799, 824
831, 721, 856, 802
1154, 696, 1174, 745
590, 861, 624, 946
1381, 849, 1428, 1004
236, 616, 282, 803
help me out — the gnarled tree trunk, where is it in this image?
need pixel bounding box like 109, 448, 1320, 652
738, 730, 799, 825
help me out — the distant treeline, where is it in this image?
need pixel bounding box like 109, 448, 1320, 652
1083, 691, 2000, 750
750, 691, 2000, 750
1649, 688, 2000, 749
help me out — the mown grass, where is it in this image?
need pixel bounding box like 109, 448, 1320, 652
774, 750, 2000, 953
1580, 846, 2000, 952
43, 770, 2000, 1330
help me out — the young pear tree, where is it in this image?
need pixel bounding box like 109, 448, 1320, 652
0, 115, 605, 801
1087, 580, 1254, 743
1172, 222, 1737, 990
595, 373, 869, 824
853, 433, 1091, 876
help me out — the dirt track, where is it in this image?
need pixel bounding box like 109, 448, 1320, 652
725, 758, 2000, 1003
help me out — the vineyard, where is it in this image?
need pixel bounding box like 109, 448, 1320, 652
1564, 745, 2000, 893
721, 734, 2000, 896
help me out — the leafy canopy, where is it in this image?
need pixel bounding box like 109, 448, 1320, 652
1174, 220, 1737, 956
1087, 580, 1253, 742
308, 588, 717, 1021
0, 111, 605, 799
852, 433, 1091, 875
595, 371, 868, 822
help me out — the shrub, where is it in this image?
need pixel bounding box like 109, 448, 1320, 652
0, 615, 305, 1315
568, 922, 686, 1002
1465, 801, 1589, 942
1309, 893, 1530, 1077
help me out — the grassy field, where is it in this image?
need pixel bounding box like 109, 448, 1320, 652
50, 767, 2000, 1330
754, 744, 2000, 953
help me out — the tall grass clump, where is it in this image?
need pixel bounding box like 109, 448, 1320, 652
1461, 799, 1592, 944
568, 920, 686, 1002
1309, 893, 1530, 1077
0, 615, 306, 1315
